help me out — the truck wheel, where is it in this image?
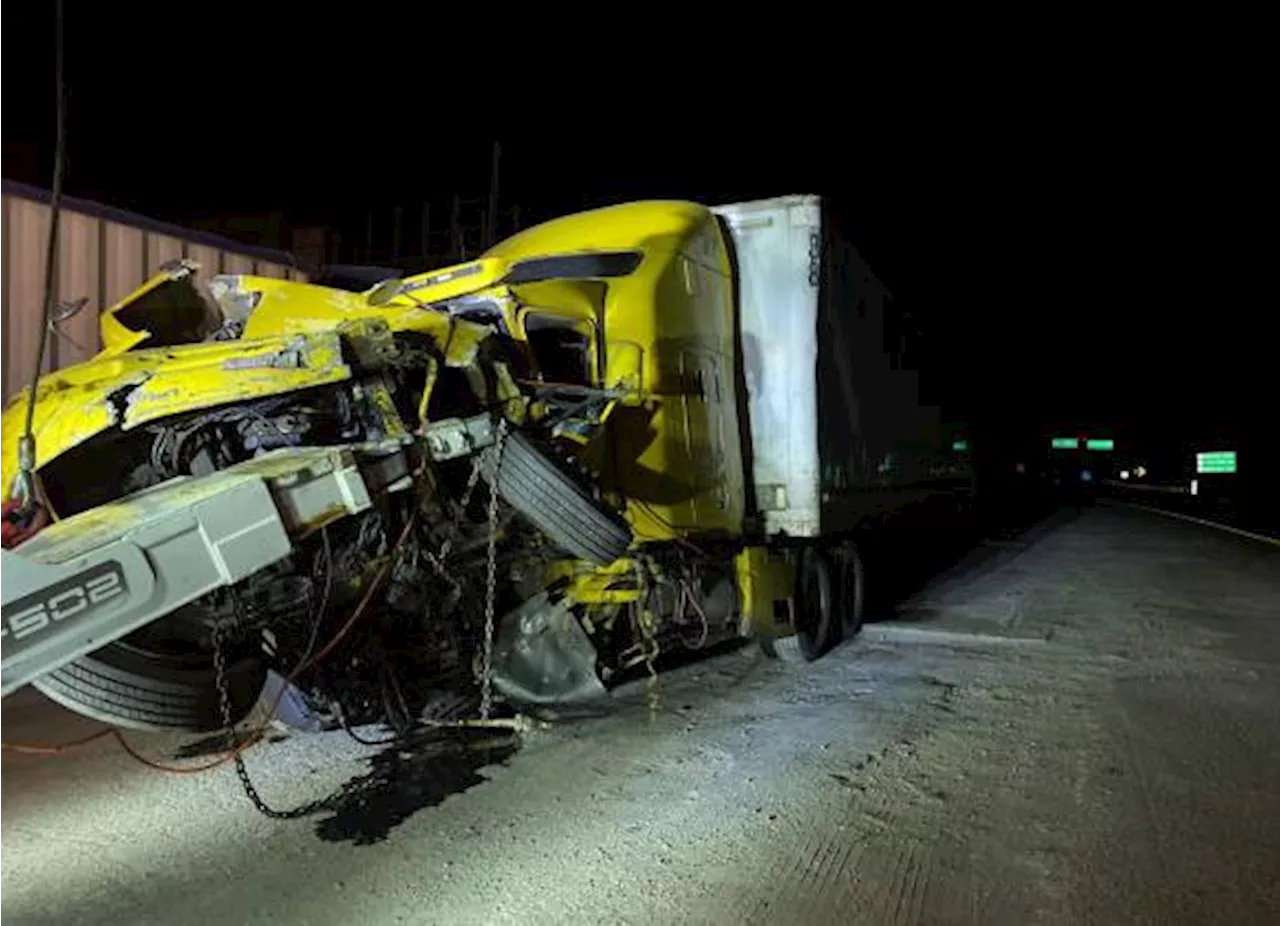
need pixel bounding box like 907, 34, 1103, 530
760, 548, 837, 662
33, 640, 266, 733
483, 430, 632, 565
835, 541, 865, 639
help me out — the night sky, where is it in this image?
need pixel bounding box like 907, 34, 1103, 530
2, 7, 1267, 466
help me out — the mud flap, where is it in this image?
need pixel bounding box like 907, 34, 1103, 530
490, 593, 606, 706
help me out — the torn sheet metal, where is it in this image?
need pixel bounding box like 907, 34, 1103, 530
442, 317, 494, 368
368, 258, 505, 308
121, 332, 351, 429
491, 593, 606, 706
0, 331, 353, 494
98, 260, 220, 354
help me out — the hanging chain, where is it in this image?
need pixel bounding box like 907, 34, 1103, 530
631, 561, 662, 720
637, 604, 662, 720
214, 415, 524, 819
421, 452, 486, 599
479, 418, 508, 720
433, 451, 486, 566
213, 600, 372, 819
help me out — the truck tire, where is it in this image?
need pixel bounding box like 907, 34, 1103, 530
835, 541, 865, 639
760, 548, 837, 662
33, 641, 266, 733
483, 430, 632, 566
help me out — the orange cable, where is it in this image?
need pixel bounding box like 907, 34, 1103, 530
2, 728, 114, 755
109, 730, 244, 775
50, 515, 415, 774
1, 514, 416, 771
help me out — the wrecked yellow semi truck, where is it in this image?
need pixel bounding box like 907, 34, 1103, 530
1, 196, 968, 733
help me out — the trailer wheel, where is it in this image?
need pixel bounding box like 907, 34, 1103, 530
33, 639, 266, 733
760, 548, 837, 662
483, 430, 632, 566
835, 541, 865, 639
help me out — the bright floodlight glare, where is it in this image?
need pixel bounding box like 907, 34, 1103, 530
1120, 470, 1130, 479
1134, 465, 1147, 478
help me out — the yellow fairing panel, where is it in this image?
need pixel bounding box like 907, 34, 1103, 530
496, 202, 746, 542
118, 333, 350, 428
99, 260, 222, 354
0, 333, 352, 499
230, 277, 437, 342
372, 259, 508, 308
483, 201, 711, 261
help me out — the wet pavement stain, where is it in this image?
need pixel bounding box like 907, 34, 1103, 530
313, 727, 521, 846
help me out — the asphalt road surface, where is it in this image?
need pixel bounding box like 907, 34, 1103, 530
3, 503, 1279, 925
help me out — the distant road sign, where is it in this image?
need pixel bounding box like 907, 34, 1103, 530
1196, 451, 1237, 474
1086, 439, 1115, 451
1051, 438, 1079, 450
951, 440, 970, 452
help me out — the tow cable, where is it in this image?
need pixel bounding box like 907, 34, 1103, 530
9, 0, 66, 537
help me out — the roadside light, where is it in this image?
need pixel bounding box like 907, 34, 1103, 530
1134, 465, 1147, 478
1190, 479, 1199, 496
1120, 470, 1130, 480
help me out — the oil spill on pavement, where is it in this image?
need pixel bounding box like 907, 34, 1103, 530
172, 730, 288, 759
312, 726, 520, 846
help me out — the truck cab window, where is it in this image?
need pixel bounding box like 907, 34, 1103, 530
525, 314, 593, 386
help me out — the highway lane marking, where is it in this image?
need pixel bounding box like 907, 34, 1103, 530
862, 625, 1048, 647
1104, 500, 1280, 547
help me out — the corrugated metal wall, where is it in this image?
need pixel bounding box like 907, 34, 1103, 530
1, 182, 306, 403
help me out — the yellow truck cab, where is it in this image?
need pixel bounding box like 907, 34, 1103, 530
480, 200, 747, 541
2, 195, 965, 734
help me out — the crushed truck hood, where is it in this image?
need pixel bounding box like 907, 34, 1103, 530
1, 332, 351, 498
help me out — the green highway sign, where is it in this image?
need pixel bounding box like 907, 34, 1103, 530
1086, 439, 1115, 451
1051, 437, 1079, 450
1196, 451, 1237, 474
952, 440, 970, 452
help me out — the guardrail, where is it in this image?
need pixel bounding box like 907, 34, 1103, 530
1100, 480, 1278, 542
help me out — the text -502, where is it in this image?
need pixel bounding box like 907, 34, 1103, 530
2, 567, 126, 642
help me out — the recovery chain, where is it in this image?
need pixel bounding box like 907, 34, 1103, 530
632, 560, 663, 720
213, 420, 529, 820
478, 418, 507, 720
